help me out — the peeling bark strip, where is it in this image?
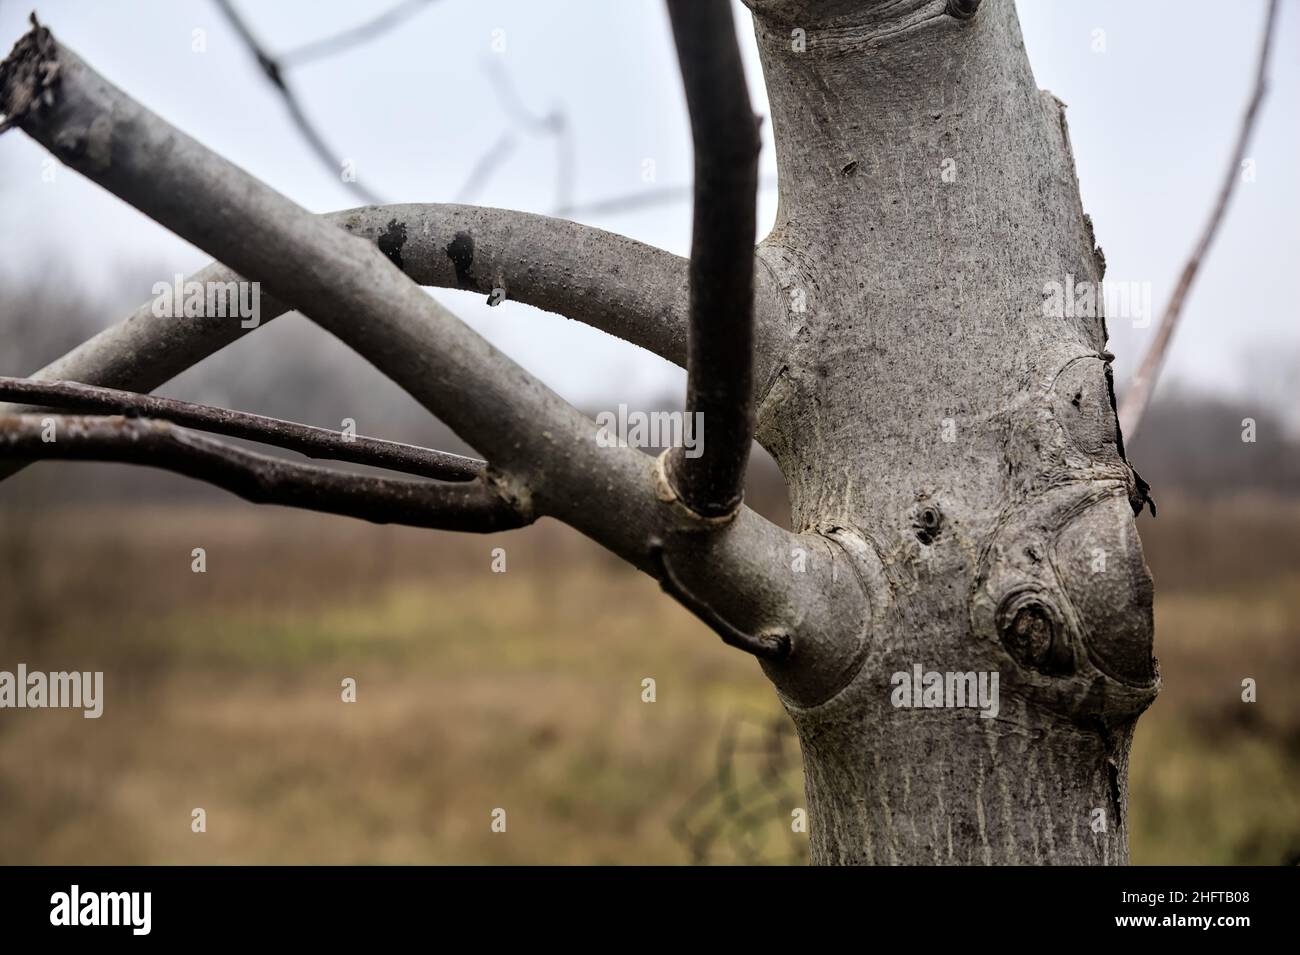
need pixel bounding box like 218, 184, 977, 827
2, 0, 1170, 864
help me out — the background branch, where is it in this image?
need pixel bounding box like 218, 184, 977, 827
218, 0, 575, 217
558, 175, 778, 220
480, 58, 576, 215
453, 129, 519, 204
663, 0, 762, 519
0, 376, 484, 481
0, 414, 526, 532
213, 0, 385, 204
1118, 0, 1280, 440
278, 0, 440, 69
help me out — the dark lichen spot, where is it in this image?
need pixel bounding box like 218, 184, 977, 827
446, 231, 478, 290
377, 218, 407, 272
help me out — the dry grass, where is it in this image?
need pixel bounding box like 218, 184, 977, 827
0, 493, 1296, 864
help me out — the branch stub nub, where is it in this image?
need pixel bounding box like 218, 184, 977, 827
997, 591, 1073, 676
945, 0, 981, 20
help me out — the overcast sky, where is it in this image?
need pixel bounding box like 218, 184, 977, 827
1, 0, 1295, 414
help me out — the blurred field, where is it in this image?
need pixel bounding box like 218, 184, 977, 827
0, 483, 1297, 864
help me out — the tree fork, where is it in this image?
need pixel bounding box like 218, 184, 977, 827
1, 0, 1166, 864
0, 13, 871, 706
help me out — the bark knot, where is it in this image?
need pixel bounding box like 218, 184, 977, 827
944, 0, 981, 20
913, 503, 943, 544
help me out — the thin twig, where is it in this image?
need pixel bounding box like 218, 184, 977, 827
279, 0, 439, 69
663, 0, 761, 519
453, 129, 519, 203
0, 376, 484, 481
557, 175, 778, 221
213, 0, 384, 204
0, 414, 527, 532
470, 58, 576, 215
1118, 0, 1280, 440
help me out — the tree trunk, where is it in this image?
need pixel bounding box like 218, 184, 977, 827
747, 0, 1159, 863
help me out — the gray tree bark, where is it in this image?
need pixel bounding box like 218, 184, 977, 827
747, 0, 1158, 864
1, 0, 1161, 865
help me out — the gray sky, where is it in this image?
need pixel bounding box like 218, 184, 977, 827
1, 0, 1295, 413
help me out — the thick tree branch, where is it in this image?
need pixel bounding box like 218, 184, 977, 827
0, 414, 526, 532
0, 376, 484, 481
663, 0, 762, 519
1118, 0, 1279, 440
0, 202, 714, 485
10, 204, 701, 408
340, 205, 699, 361
649, 539, 790, 661
0, 18, 867, 692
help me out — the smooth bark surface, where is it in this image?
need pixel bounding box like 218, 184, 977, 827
664, 0, 761, 519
